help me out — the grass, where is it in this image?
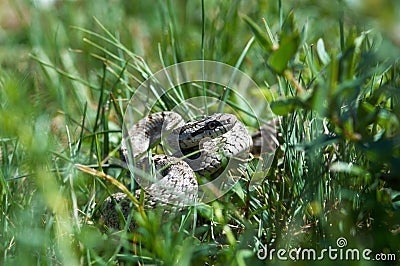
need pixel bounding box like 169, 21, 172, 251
1, 0, 400, 265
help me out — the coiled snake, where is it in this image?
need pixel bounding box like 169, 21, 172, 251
102, 111, 261, 229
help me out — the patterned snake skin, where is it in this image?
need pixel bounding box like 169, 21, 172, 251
101, 112, 257, 229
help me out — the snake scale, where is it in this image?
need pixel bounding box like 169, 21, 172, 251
101, 111, 256, 229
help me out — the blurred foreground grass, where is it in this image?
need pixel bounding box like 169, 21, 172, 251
1, 0, 400, 265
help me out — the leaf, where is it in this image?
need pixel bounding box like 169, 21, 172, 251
330, 162, 369, 176
268, 32, 300, 73
281, 10, 296, 35
316, 38, 331, 65
236, 249, 254, 266
232, 182, 246, 203
242, 15, 272, 53
270, 97, 306, 115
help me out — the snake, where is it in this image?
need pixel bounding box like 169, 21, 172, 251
101, 111, 256, 229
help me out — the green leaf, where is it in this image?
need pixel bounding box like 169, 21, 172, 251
236, 249, 254, 266
232, 182, 245, 203
270, 97, 306, 115
242, 15, 272, 53
281, 10, 296, 35
268, 32, 300, 73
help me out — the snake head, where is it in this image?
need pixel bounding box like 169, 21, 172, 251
178, 113, 238, 149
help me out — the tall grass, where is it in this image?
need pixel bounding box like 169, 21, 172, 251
1, 0, 399, 265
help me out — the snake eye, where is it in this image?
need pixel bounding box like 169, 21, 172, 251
207, 121, 217, 130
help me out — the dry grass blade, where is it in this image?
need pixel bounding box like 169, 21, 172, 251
74, 163, 145, 215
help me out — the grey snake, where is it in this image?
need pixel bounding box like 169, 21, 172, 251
101, 111, 273, 229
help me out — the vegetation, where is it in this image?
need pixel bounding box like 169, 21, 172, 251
1, 0, 399, 265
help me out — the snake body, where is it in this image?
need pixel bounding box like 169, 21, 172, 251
102, 111, 253, 229
123, 111, 252, 174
